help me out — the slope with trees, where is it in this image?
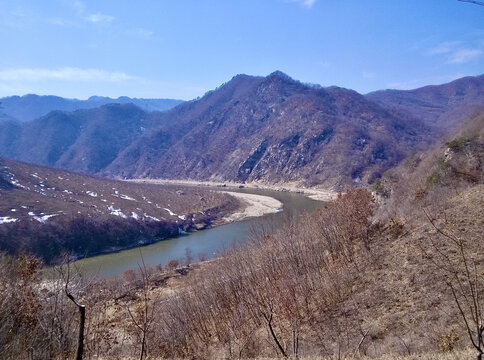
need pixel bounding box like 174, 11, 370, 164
0, 72, 482, 191
0, 158, 240, 263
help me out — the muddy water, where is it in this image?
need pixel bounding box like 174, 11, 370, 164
74, 187, 324, 278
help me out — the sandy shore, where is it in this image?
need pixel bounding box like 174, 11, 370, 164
128, 178, 338, 202
127, 178, 336, 224
220, 191, 283, 222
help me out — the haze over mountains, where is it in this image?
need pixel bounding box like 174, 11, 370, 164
0, 94, 184, 123
0, 72, 482, 190
367, 74, 484, 130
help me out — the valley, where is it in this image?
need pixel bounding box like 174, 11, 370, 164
1, 73, 482, 190
0, 72, 482, 360
1, 1, 482, 358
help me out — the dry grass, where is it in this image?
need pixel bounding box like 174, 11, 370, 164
1, 113, 483, 359
295, 348, 475, 359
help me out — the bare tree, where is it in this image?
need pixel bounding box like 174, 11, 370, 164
422, 207, 483, 360
125, 250, 156, 360
60, 258, 86, 360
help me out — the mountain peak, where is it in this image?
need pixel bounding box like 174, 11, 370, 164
267, 70, 294, 82
88, 96, 110, 101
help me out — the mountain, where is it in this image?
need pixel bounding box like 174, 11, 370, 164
104, 71, 433, 188
1, 72, 483, 190
0, 94, 184, 123
366, 74, 484, 131
0, 157, 239, 263
0, 103, 157, 173
374, 110, 484, 216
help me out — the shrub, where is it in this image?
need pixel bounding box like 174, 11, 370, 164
445, 137, 468, 151
438, 330, 460, 353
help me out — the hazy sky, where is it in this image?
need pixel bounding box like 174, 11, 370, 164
0, 0, 482, 100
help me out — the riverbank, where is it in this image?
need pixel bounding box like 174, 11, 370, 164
127, 178, 339, 202
71, 187, 322, 278
220, 191, 283, 223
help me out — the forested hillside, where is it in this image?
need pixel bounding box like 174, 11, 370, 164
1, 73, 482, 190
1, 112, 482, 359
0, 158, 239, 263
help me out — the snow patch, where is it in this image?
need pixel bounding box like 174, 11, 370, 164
178, 215, 186, 220
144, 214, 161, 222
0, 216, 18, 224
112, 193, 137, 201
119, 194, 136, 201
86, 191, 98, 197
131, 212, 139, 220
32, 214, 59, 223
108, 206, 127, 219
9, 177, 29, 190
164, 208, 176, 216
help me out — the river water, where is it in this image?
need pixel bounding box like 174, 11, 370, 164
74, 187, 324, 278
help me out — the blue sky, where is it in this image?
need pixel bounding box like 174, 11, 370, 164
0, 0, 482, 100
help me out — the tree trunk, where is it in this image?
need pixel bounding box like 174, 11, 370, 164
264, 312, 287, 358
65, 289, 85, 360
76, 305, 85, 360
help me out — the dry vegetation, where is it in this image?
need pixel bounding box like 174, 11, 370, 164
0, 114, 482, 359
0, 158, 240, 263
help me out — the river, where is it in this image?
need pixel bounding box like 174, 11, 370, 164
74, 187, 324, 278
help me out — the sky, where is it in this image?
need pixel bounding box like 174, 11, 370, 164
0, 0, 482, 100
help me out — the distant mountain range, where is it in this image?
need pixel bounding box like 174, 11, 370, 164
0, 72, 482, 190
0, 94, 184, 123
367, 74, 484, 130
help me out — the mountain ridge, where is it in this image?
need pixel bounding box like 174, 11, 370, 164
0, 72, 482, 190
0, 94, 184, 123
366, 74, 484, 130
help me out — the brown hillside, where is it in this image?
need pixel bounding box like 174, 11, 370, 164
106, 71, 433, 190
0, 114, 482, 359
366, 74, 484, 131
0, 158, 239, 263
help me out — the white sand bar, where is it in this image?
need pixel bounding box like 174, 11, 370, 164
221, 191, 283, 222
127, 179, 338, 202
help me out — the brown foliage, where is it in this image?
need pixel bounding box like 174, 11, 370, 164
148, 189, 374, 358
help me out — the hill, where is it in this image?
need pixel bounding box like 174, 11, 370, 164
0, 115, 482, 359
374, 110, 484, 218
366, 74, 484, 132
0, 72, 482, 190
106, 72, 434, 190
0, 103, 158, 173
101, 112, 483, 358
0, 158, 240, 263
0, 94, 184, 123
